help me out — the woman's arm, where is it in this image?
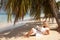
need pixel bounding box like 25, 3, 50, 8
43, 30, 50, 35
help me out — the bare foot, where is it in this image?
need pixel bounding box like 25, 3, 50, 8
24, 34, 29, 38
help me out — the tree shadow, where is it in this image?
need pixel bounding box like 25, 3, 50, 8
56, 27, 60, 33
0, 22, 41, 39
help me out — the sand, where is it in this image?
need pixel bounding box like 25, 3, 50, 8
0, 21, 60, 40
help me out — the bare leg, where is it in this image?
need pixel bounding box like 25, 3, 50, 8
24, 28, 36, 37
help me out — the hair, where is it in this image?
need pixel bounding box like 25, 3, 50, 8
43, 20, 49, 28
43, 26, 46, 28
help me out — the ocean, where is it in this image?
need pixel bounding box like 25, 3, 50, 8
0, 13, 32, 23
0, 9, 44, 23
0, 14, 8, 23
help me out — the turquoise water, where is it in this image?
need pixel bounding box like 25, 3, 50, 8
0, 9, 44, 23
0, 14, 31, 23
0, 14, 7, 22
0, 13, 44, 23
0, 8, 30, 23
0, 14, 14, 22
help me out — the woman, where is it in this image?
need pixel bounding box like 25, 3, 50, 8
24, 21, 50, 37
42, 20, 50, 35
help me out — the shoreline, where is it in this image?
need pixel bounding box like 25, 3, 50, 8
0, 20, 38, 33
0, 18, 58, 33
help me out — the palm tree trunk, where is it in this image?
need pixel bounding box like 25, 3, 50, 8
45, 17, 47, 21
48, 17, 50, 22
48, 0, 60, 30
52, 17, 54, 23
14, 7, 20, 24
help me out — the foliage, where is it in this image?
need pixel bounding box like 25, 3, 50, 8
5, 0, 57, 24
56, 1, 60, 9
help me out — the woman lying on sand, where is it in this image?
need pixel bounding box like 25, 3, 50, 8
24, 21, 50, 37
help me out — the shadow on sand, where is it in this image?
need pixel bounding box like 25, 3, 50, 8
0, 22, 41, 39
56, 27, 60, 33
0, 21, 60, 40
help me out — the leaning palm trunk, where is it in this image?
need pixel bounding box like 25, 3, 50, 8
6, 0, 60, 30
48, 17, 50, 22
52, 17, 54, 23
48, 0, 60, 30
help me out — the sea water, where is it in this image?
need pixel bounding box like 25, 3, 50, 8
0, 8, 45, 23
0, 14, 13, 23
0, 14, 7, 23
0, 13, 32, 23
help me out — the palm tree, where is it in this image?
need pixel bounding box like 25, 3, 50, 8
6, 0, 60, 30
30, 0, 42, 22
5, 0, 13, 22
43, 1, 54, 22
13, 0, 31, 24
57, 1, 60, 10
48, 0, 60, 30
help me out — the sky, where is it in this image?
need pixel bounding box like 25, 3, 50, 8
56, 0, 60, 2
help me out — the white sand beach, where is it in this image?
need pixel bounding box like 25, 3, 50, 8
0, 0, 60, 40
0, 30, 60, 40
0, 20, 37, 32
0, 18, 58, 32
0, 20, 60, 40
